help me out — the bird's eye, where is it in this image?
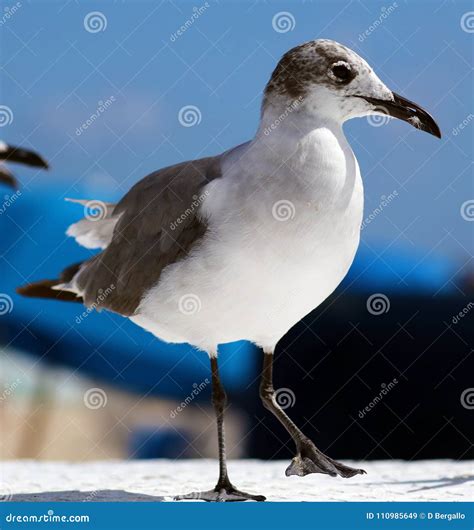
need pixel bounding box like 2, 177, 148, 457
329, 61, 354, 83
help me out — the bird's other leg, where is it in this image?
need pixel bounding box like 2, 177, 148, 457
175, 353, 265, 502
260, 350, 366, 479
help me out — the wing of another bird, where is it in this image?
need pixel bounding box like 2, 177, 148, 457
71, 155, 222, 316
0, 143, 49, 168
0, 142, 49, 189
0, 165, 18, 189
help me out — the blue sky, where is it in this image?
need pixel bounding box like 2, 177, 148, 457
1, 0, 472, 266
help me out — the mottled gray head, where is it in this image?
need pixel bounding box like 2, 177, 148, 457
264, 39, 440, 137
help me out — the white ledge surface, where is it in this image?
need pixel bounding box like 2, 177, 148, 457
1, 459, 472, 502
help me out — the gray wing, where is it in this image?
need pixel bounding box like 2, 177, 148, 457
74, 155, 222, 316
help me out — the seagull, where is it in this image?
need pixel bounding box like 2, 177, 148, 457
0, 141, 49, 189
18, 39, 440, 502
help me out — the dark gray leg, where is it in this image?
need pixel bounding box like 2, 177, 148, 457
260, 351, 366, 478
175, 355, 266, 502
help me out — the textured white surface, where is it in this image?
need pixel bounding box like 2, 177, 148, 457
1, 459, 473, 502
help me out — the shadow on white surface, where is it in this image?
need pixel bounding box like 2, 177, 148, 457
7, 490, 165, 502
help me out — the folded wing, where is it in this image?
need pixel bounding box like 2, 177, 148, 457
18, 155, 222, 317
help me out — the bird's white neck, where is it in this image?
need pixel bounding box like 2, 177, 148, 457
226, 98, 361, 210
255, 97, 350, 156
252, 100, 351, 176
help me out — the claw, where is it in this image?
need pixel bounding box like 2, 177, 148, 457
286, 439, 366, 479
174, 487, 266, 502
286, 455, 338, 477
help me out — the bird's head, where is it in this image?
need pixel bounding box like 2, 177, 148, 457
263, 39, 441, 138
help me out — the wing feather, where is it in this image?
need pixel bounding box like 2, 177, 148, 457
72, 155, 222, 316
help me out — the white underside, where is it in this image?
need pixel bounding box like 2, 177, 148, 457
133, 124, 364, 353
66, 117, 364, 353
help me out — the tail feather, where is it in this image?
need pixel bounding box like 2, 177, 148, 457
17, 261, 84, 303
65, 199, 118, 250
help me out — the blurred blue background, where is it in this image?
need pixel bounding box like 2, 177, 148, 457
0, 1, 472, 462
2, 0, 472, 258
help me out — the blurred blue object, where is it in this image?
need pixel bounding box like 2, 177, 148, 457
346, 244, 456, 293
0, 184, 459, 397
129, 428, 190, 459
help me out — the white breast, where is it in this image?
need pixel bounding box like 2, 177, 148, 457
135, 126, 364, 352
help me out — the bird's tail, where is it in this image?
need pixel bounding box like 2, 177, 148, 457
17, 262, 84, 304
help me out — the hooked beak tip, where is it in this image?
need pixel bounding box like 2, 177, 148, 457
357, 92, 441, 139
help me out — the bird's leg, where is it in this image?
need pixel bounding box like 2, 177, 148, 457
260, 350, 366, 479
174, 355, 265, 502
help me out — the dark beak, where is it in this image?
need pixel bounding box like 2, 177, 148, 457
0, 144, 49, 168
356, 92, 441, 138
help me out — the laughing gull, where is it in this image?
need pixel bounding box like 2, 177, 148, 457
18, 39, 440, 502
0, 141, 49, 189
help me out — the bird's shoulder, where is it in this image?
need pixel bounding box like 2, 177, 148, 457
115, 155, 222, 221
